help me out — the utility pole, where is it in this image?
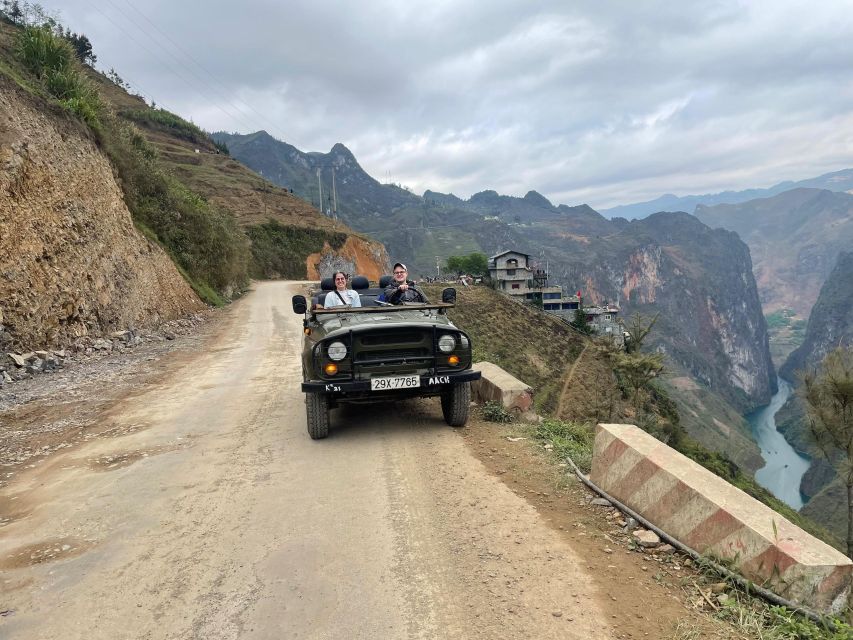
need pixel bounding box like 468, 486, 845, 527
317, 168, 324, 215
435, 256, 440, 278
331, 167, 338, 220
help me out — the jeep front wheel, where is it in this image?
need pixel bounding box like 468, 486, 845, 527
441, 382, 471, 427
306, 392, 330, 439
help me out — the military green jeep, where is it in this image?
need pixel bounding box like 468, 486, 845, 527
291, 276, 481, 439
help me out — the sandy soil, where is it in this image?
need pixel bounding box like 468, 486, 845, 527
0, 281, 738, 639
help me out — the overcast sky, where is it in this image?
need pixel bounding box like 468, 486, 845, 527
46, 0, 853, 209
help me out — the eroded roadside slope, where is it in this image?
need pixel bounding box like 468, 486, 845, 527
0, 77, 203, 352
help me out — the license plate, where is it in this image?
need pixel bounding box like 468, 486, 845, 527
371, 375, 420, 391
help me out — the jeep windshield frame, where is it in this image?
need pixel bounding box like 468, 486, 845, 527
311, 303, 453, 317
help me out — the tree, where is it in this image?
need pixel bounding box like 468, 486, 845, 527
445, 252, 488, 276
446, 255, 466, 274
465, 252, 488, 276
64, 30, 96, 65
800, 346, 853, 558
615, 351, 666, 418
624, 311, 659, 353
571, 307, 592, 334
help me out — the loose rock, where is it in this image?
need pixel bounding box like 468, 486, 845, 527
632, 529, 661, 548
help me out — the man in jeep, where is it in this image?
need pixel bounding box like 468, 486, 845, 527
384, 262, 428, 304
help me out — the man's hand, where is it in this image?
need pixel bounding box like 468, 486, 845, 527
398, 283, 409, 291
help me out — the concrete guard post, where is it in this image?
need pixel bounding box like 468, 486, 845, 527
590, 423, 852, 614
471, 362, 536, 421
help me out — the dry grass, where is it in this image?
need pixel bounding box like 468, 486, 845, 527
425, 285, 591, 415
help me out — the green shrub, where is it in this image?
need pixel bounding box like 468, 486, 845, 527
535, 419, 594, 472
16, 25, 72, 74
765, 605, 852, 639
16, 25, 100, 124
482, 401, 514, 423
94, 116, 250, 304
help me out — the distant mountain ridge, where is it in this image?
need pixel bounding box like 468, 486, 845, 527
694, 188, 853, 318
601, 168, 853, 220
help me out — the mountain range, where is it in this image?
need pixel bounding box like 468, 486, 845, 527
600, 168, 853, 220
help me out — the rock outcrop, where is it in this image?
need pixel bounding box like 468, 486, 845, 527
0, 79, 203, 351
695, 188, 853, 318
780, 250, 853, 380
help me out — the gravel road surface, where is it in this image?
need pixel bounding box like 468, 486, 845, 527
1, 281, 616, 639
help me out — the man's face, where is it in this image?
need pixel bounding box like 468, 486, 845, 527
335, 274, 347, 289
393, 267, 407, 282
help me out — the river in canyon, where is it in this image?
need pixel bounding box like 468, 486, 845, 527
746, 378, 811, 510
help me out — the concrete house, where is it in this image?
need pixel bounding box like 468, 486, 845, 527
488, 250, 535, 301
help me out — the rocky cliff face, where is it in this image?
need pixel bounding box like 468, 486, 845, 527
773, 251, 853, 538
538, 212, 776, 413
780, 250, 853, 380
0, 80, 203, 351
306, 235, 390, 281
695, 189, 853, 318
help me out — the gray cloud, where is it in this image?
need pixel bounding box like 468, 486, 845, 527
52, 0, 853, 209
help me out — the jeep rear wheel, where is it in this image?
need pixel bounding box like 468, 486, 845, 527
306, 392, 330, 439
441, 382, 471, 427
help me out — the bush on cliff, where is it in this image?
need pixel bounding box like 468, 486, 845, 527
95, 117, 250, 304
16, 25, 100, 124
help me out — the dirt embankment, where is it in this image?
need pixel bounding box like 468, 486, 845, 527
0, 79, 203, 352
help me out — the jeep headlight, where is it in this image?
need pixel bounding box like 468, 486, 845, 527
460, 334, 469, 349
438, 334, 456, 353
327, 341, 347, 361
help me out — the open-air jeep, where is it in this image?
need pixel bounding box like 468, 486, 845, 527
291, 275, 481, 439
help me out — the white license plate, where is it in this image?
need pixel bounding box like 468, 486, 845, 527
371, 375, 420, 391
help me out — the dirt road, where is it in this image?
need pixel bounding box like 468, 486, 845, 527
0, 281, 627, 639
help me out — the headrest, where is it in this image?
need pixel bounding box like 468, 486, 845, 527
351, 275, 369, 290
379, 275, 393, 288
320, 277, 334, 290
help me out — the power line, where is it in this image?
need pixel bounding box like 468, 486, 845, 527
118, 0, 288, 140
82, 0, 259, 133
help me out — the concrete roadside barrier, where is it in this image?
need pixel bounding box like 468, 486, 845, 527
471, 362, 536, 420
590, 423, 852, 614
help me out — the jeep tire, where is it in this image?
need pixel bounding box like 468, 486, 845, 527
441, 381, 471, 427
306, 392, 330, 439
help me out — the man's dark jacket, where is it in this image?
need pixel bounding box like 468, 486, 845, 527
384, 280, 428, 304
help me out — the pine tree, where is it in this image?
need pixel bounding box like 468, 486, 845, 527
800, 347, 853, 558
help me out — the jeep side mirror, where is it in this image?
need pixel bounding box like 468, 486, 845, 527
292, 295, 307, 314
441, 288, 456, 304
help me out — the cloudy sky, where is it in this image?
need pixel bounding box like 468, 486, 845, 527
46, 0, 853, 209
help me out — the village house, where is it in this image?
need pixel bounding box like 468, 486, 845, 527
487, 250, 535, 301
488, 249, 624, 346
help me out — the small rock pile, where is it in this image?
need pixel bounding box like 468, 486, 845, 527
0, 313, 206, 387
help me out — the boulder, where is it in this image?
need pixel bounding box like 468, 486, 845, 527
632, 529, 661, 548
7, 353, 25, 367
